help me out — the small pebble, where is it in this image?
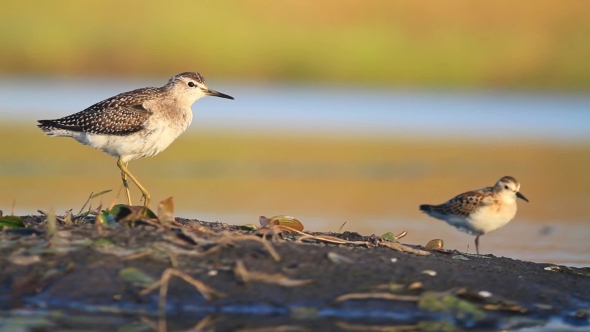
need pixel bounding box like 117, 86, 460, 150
478, 291, 492, 298
208, 270, 218, 276
391, 258, 398, 263
8, 255, 41, 266
408, 281, 423, 290
422, 270, 437, 276
327, 252, 354, 264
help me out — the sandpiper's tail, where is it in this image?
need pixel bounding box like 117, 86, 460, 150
37, 120, 72, 137
419, 204, 434, 213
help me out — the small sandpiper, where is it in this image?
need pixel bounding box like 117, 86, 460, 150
37, 72, 234, 207
419, 176, 528, 254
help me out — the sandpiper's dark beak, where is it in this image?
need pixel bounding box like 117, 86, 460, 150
205, 88, 234, 100
516, 192, 529, 202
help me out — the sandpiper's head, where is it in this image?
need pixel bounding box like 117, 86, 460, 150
494, 176, 528, 202
165, 72, 234, 104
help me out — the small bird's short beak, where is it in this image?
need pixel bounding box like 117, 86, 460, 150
516, 192, 529, 202
205, 88, 234, 100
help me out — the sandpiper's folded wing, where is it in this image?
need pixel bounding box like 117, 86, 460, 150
421, 187, 494, 217
37, 87, 158, 136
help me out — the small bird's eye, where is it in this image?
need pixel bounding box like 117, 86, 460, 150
187, 82, 195, 87
504, 185, 509, 189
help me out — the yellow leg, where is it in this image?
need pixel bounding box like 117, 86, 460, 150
117, 158, 151, 207
120, 163, 132, 205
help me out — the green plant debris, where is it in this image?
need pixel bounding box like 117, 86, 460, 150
381, 232, 396, 242
389, 280, 406, 293
97, 210, 116, 225
69, 239, 94, 246
575, 309, 590, 318
0, 216, 25, 229
117, 321, 154, 332
93, 238, 115, 246
419, 292, 486, 321
291, 307, 319, 319
0, 316, 55, 331
452, 255, 470, 261
240, 224, 258, 231
98, 204, 157, 226
417, 321, 457, 332
90, 189, 113, 199
46, 210, 56, 235
119, 267, 157, 287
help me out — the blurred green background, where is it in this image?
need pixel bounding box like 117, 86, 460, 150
1, 0, 589, 264
1, 0, 590, 88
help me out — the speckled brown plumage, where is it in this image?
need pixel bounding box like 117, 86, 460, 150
37, 88, 159, 135
420, 187, 494, 217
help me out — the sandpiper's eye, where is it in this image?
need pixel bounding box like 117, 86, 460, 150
504, 185, 509, 189
187, 82, 195, 87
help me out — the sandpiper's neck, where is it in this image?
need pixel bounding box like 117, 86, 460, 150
495, 190, 517, 205
161, 86, 204, 109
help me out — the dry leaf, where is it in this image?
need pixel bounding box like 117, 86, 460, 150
425, 239, 444, 250
157, 197, 175, 224
259, 215, 305, 232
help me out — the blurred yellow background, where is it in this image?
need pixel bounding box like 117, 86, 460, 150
0, 1, 589, 263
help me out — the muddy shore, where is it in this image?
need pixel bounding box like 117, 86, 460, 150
1, 214, 589, 331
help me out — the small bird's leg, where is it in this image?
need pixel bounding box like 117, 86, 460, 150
117, 158, 151, 207
119, 160, 132, 205
475, 235, 480, 255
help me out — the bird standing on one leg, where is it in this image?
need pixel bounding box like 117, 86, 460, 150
37, 72, 234, 207
419, 176, 528, 255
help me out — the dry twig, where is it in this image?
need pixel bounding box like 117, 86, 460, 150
334, 292, 420, 303
379, 241, 430, 256
234, 260, 311, 287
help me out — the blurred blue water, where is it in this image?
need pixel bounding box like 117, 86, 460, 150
1, 76, 589, 142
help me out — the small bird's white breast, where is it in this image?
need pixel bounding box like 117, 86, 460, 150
467, 201, 518, 235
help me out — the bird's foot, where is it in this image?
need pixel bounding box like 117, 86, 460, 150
141, 194, 151, 208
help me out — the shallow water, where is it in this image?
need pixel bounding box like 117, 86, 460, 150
2, 309, 586, 331
1, 76, 590, 141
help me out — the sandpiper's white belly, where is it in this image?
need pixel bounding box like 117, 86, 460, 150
71, 114, 192, 162
427, 202, 518, 236
465, 203, 518, 235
